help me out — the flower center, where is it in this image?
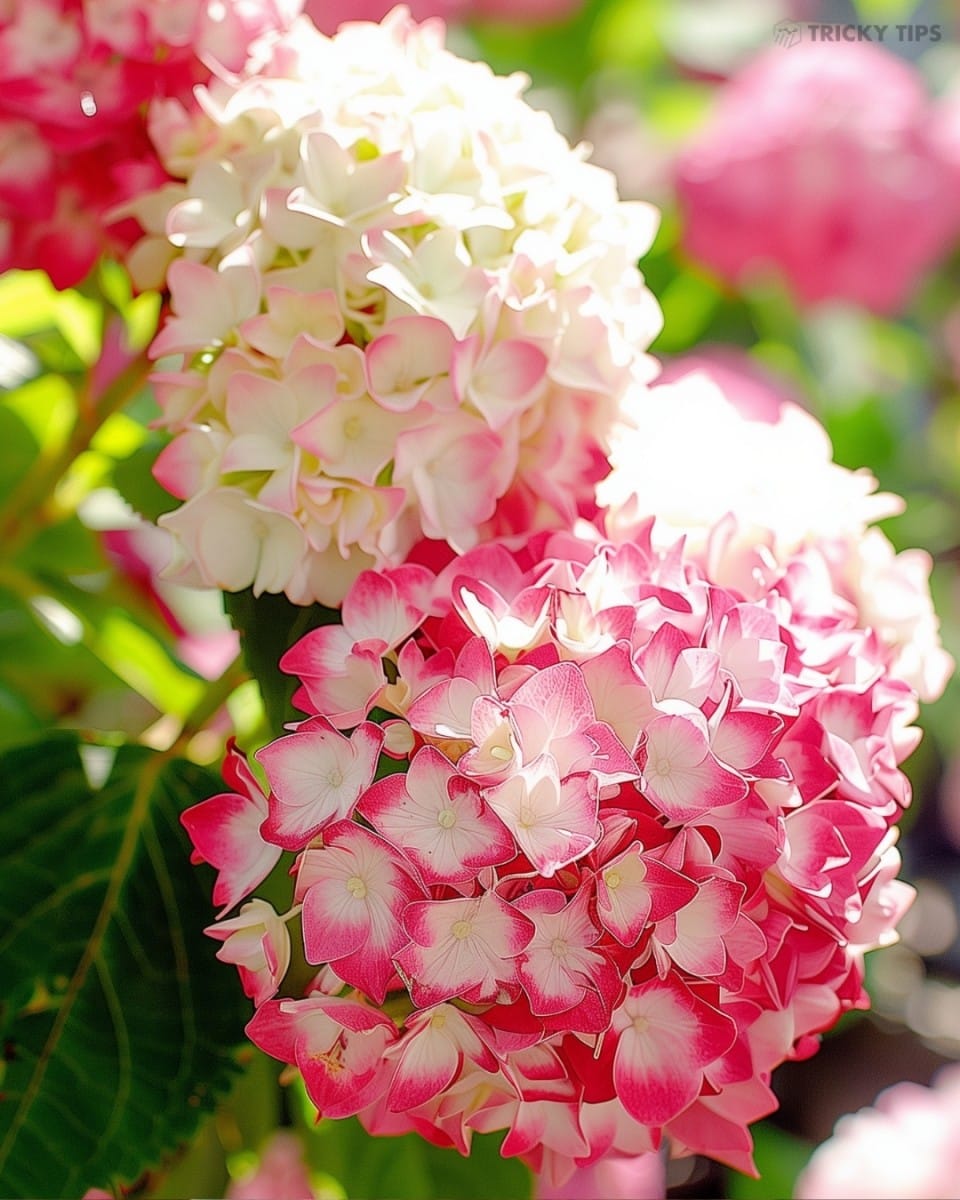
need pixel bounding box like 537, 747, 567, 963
654, 758, 672, 777
346, 875, 367, 899
314, 1043, 345, 1074
451, 919, 473, 940
343, 416, 363, 440
326, 767, 344, 788
633, 1015, 650, 1035
550, 937, 569, 960
437, 808, 457, 829
605, 869, 622, 890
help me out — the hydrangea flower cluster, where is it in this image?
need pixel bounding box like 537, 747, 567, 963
599, 353, 954, 703
675, 41, 960, 314
184, 522, 922, 1185
132, 8, 661, 605
0, 0, 302, 288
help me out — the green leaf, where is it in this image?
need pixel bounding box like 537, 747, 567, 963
224, 590, 341, 735
852, 0, 919, 21
726, 1121, 813, 1200
589, 0, 663, 70
302, 1107, 533, 1200
0, 271, 102, 371
3, 374, 75, 460
18, 515, 104, 576
0, 272, 62, 341
651, 269, 723, 353
0, 683, 42, 750
92, 611, 205, 718
51, 289, 102, 368
0, 406, 39, 505
0, 733, 250, 1198
0, 585, 123, 722
112, 438, 179, 522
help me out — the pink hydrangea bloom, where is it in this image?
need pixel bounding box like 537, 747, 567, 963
302, 0, 580, 34
227, 1130, 317, 1200
931, 82, 960, 203
599, 352, 953, 702
185, 517, 923, 1184
676, 42, 960, 314
795, 1065, 960, 1200
537, 1150, 665, 1199
101, 522, 239, 680
131, 8, 661, 605
0, 0, 302, 287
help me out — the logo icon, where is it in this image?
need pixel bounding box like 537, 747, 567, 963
773, 20, 802, 48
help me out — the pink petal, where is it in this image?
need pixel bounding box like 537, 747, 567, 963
613, 977, 737, 1126
258, 722, 383, 850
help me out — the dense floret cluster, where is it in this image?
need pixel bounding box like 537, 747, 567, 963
133, 9, 661, 604
185, 523, 920, 1183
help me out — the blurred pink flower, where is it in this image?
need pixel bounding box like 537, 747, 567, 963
537, 1152, 666, 1199
795, 1065, 960, 1199
304, 0, 461, 30
676, 42, 960, 313
302, 0, 579, 33
227, 1131, 316, 1200
471, 0, 580, 19
102, 522, 239, 680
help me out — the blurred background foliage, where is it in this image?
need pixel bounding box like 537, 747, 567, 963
2, 0, 959, 1196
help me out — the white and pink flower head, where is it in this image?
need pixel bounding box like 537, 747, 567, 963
676, 41, 960, 314
185, 517, 924, 1185
0, 0, 303, 288
132, 7, 662, 605
599, 351, 953, 703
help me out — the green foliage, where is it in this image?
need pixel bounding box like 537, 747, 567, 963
0, 406, 40, 501
113, 438, 180, 522
224, 590, 342, 735
852, 0, 920, 20
726, 1122, 814, 1200
299, 1100, 533, 1200
0, 733, 250, 1199
588, 0, 664, 71
0, 272, 102, 375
